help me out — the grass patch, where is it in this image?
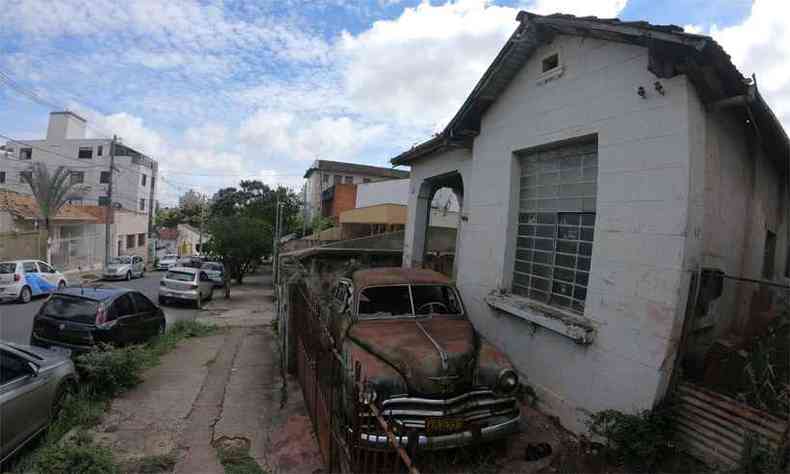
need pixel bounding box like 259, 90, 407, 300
8, 321, 218, 473
123, 453, 177, 474
32, 430, 117, 474
216, 443, 267, 474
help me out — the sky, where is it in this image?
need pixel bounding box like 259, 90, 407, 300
0, 0, 787, 206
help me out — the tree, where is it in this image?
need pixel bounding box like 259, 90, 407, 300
210, 180, 301, 233
203, 215, 271, 284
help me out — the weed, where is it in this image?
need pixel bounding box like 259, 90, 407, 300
149, 320, 219, 356
75, 345, 153, 399
216, 444, 267, 474
32, 430, 117, 474
733, 432, 787, 474
124, 453, 177, 474
587, 406, 676, 472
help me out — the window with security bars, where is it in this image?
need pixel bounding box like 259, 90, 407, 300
513, 141, 597, 313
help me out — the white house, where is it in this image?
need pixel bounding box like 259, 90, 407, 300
394, 12, 789, 434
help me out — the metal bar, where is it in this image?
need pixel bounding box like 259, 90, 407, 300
718, 273, 790, 289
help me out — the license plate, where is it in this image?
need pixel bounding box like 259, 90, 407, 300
425, 417, 465, 435
49, 346, 72, 357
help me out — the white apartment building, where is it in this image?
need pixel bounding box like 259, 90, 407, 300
1, 111, 158, 229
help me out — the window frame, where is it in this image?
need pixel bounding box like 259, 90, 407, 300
19, 148, 32, 160
137, 233, 146, 246
0, 171, 5, 184
70, 170, 85, 185
0, 349, 33, 386
141, 174, 147, 187
139, 198, 146, 211
354, 283, 465, 319
126, 234, 135, 249
78, 146, 93, 159
100, 171, 111, 184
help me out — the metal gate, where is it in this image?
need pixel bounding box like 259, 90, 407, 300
290, 284, 420, 473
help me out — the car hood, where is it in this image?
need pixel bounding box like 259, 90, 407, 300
347, 318, 477, 397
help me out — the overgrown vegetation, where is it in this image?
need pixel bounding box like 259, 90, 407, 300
587, 406, 676, 472
736, 312, 790, 417
215, 442, 267, 474
9, 321, 218, 473
124, 453, 177, 474
733, 432, 787, 474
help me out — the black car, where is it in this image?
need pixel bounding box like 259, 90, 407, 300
30, 288, 166, 356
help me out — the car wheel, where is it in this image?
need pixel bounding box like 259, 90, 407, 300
51, 380, 74, 420
57, 280, 66, 291
126, 271, 132, 281
19, 286, 32, 304
159, 296, 168, 306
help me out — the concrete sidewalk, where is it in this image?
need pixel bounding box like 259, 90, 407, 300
90, 270, 322, 474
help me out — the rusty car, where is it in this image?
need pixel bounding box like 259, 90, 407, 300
327, 267, 521, 450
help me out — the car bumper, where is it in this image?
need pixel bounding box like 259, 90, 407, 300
157, 264, 174, 270
0, 284, 22, 300
159, 288, 199, 301
30, 333, 94, 355
357, 414, 520, 451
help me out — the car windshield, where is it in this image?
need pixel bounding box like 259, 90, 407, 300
201, 263, 222, 271
42, 295, 99, 324
110, 257, 131, 265
166, 271, 195, 282
358, 284, 463, 319
163, 255, 177, 260
0, 263, 16, 273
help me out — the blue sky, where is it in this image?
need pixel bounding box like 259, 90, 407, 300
0, 0, 786, 206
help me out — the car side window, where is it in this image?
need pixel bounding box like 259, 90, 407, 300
22, 261, 37, 273
111, 294, 136, 320
199, 272, 208, 281
39, 262, 55, 273
0, 349, 31, 384
131, 292, 157, 313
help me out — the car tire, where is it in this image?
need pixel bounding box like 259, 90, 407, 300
19, 286, 32, 304
126, 271, 132, 281
51, 380, 74, 420
57, 280, 66, 291
159, 296, 168, 306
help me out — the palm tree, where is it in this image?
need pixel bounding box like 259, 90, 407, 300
21, 163, 85, 261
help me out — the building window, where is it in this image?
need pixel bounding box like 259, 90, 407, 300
19, 171, 32, 183
126, 235, 135, 249
141, 174, 147, 186
0, 171, 5, 184
513, 140, 597, 313
138, 233, 146, 246
139, 198, 146, 211
19, 148, 32, 160
334, 174, 342, 185
70, 171, 84, 185
100, 171, 111, 184
322, 174, 329, 184
344, 176, 354, 184
97, 145, 103, 156
542, 53, 559, 73
98, 196, 110, 207
763, 230, 777, 279
363, 178, 371, 183
78, 147, 93, 159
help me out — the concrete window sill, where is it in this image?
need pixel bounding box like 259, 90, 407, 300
485, 293, 596, 345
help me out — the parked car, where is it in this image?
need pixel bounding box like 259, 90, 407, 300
158, 267, 214, 308
327, 268, 521, 450
200, 262, 225, 288
0, 260, 68, 304
0, 341, 78, 464
102, 255, 145, 281
30, 288, 166, 355
175, 256, 203, 269
157, 254, 179, 271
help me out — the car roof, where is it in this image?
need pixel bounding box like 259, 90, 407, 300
0, 260, 37, 264
352, 267, 450, 288
55, 287, 131, 301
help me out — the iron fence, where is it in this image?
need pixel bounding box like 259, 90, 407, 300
290, 283, 420, 474
50, 233, 104, 272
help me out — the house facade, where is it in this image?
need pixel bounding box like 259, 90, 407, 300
394, 12, 789, 433
303, 160, 409, 222
2, 111, 158, 232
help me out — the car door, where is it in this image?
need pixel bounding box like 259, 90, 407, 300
133, 256, 144, 277
107, 294, 142, 344
0, 349, 48, 460
130, 292, 161, 340
21, 261, 46, 296
37, 261, 60, 291
198, 271, 212, 297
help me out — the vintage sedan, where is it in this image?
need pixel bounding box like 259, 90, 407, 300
328, 268, 521, 450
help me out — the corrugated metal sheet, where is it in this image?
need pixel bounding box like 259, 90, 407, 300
673, 382, 788, 467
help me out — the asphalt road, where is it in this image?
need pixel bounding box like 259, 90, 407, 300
0, 271, 203, 346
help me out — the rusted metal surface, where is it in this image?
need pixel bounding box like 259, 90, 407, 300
348, 318, 475, 396
672, 381, 788, 467
352, 267, 449, 289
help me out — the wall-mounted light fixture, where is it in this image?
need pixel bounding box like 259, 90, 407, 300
654, 81, 665, 95
637, 86, 646, 99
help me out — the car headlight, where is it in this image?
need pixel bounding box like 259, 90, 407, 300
496, 369, 519, 395
358, 383, 378, 405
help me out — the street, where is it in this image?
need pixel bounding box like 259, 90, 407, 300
0, 271, 204, 345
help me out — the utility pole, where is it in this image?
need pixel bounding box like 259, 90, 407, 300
198, 193, 206, 255
104, 135, 117, 266
273, 196, 280, 285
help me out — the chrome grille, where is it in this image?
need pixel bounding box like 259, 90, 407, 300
373, 390, 518, 431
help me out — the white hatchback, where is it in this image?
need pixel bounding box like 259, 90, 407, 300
0, 260, 68, 304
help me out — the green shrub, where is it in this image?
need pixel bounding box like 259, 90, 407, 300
587, 407, 676, 472
216, 444, 267, 474
74, 344, 153, 399
33, 431, 117, 474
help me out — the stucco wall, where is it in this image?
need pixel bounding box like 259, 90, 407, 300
406, 35, 704, 432
356, 179, 410, 207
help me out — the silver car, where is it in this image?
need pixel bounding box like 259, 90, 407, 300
157, 254, 178, 271
103, 255, 145, 281
200, 262, 225, 288
158, 267, 214, 308
0, 342, 78, 464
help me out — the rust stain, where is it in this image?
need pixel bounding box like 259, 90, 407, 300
352, 267, 449, 290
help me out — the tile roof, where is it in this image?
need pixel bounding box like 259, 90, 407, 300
0, 190, 98, 222
304, 160, 410, 179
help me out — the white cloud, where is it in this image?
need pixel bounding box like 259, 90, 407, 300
239, 110, 387, 162
256, 169, 306, 191
523, 0, 627, 17
689, 0, 790, 130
